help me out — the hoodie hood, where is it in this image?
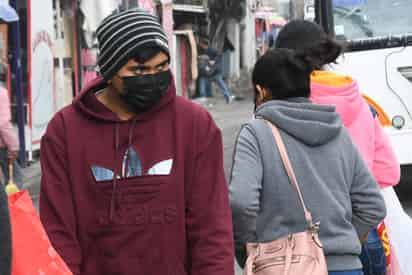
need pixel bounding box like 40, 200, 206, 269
310, 71, 363, 127
255, 98, 342, 146
73, 75, 176, 123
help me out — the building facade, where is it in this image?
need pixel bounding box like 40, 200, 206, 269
5, 0, 264, 158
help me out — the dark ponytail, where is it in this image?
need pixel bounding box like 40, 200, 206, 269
275, 20, 344, 69
296, 37, 343, 70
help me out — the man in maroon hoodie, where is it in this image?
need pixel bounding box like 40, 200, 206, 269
40, 8, 234, 275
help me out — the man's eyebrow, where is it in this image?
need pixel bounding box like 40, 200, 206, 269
128, 65, 149, 70
128, 60, 169, 70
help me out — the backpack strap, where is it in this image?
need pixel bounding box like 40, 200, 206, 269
264, 120, 314, 228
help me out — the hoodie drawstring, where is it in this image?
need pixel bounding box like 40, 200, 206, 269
110, 123, 120, 222
109, 120, 138, 223
128, 120, 137, 150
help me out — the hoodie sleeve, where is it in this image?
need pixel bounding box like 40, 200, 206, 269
350, 140, 387, 238
372, 118, 400, 188
0, 88, 19, 152
186, 109, 234, 275
39, 115, 82, 275
0, 183, 11, 275
229, 125, 263, 267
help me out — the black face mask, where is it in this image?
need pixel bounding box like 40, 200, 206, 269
120, 70, 171, 112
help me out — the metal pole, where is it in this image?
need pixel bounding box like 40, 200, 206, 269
290, 0, 305, 19
315, 0, 334, 35
10, 0, 27, 166
74, 0, 83, 92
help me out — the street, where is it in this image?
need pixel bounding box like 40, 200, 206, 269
21, 88, 412, 275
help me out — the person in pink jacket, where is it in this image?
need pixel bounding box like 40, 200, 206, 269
310, 71, 400, 188
276, 20, 400, 275
0, 63, 23, 188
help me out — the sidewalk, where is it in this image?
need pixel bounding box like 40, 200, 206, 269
21, 161, 41, 201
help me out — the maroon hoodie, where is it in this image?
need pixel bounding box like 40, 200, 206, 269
39, 77, 234, 275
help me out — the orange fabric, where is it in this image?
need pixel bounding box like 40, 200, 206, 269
311, 71, 354, 87
362, 95, 391, 126
8, 191, 72, 275
377, 222, 391, 265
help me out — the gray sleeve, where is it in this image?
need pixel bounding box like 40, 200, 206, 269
350, 144, 387, 238
229, 125, 263, 266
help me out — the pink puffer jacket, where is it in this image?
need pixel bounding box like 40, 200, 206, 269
311, 71, 400, 188
0, 86, 19, 151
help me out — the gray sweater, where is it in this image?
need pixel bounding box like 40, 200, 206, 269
230, 98, 386, 271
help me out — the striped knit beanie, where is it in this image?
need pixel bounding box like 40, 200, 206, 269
96, 8, 170, 80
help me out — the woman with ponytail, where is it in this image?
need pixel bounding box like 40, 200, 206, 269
275, 20, 400, 275
230, 47, 386, 275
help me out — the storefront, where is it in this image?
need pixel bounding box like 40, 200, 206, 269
2, 0, 170, 160
6, 0, 79, 161
255, 7, 286, 57
171, 2, 207, 98
0, 0, 18, 92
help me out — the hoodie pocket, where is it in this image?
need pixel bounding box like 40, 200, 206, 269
84, 221, 188, 275
85, 223, 171, 275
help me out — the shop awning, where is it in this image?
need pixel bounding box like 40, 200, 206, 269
0, 0, 19, 22
173, 4, 207, 14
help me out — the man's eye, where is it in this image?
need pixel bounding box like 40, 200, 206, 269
135, 68, 145, 74
157, 63, 169, 71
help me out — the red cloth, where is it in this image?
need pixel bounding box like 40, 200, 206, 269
9, 191, 72, 275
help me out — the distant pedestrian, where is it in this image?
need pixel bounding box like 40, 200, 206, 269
40, 8, 234, 275
197, 38, 235, 103
230, 47, 386, 275
276, 20, 400, 275
0, 63, 23, 188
